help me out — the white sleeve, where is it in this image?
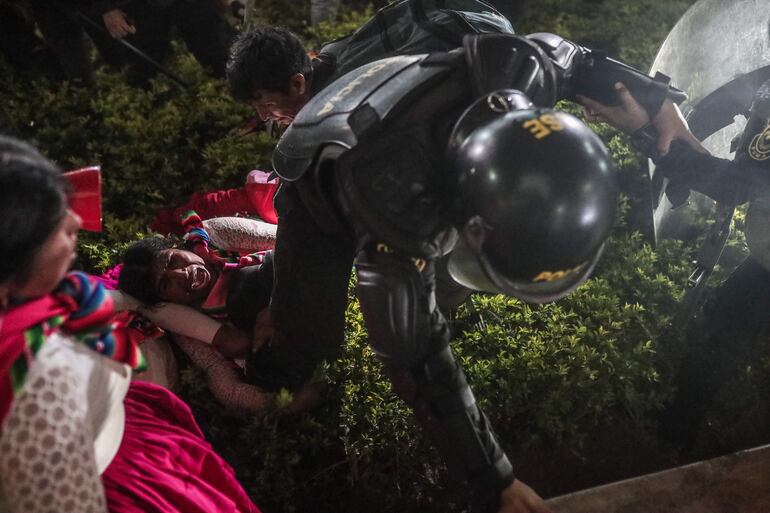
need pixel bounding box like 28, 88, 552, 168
202, 217, 277, 253
138, 302, 221, 344
0, 364, 107, 513
108, 289, 140, 312
108, 290, 221, 344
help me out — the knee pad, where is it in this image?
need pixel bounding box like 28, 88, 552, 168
355, 249, 446, 366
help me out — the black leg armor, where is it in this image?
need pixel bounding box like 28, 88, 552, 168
355, 247, 514, 511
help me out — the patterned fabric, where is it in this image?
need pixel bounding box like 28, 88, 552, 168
0, 272, 145, 428
0, 354, 107, 513
181, 210, 269, 270
96, 264, 165, 347
198, 272, 233, 320
180, 210, 271, 321
54, 273, 146, 370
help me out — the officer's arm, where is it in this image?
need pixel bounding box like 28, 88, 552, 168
579, 84, 770, 205
527, 32, 686, 119
656, 142, 770, 205
245, 184, 356, 390
462, 33, 684, 120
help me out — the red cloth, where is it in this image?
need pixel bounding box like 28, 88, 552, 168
245, 182, 278, 224
1, 273, 144, 428
103, 381, 260, 513
150, 183, 279, 235
95, 264, 122, 290
64, 166, 103, 232
0, 294, 61, 426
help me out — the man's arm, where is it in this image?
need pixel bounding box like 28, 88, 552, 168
578, 81, 704, 155
655, 142, 770, 205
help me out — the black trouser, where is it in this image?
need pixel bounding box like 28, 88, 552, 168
115, 0, 234, 84
0, 4, 66, 81
245, 183, 356, 389
28, 1, 128, 83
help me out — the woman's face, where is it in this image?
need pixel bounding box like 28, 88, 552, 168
151, 249, 215, 304
10, 208, 82, 300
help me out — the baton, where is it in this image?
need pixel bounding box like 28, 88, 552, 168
671, 204, 733, 332
73, 11, 190, 88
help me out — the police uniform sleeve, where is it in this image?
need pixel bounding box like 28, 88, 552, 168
656, 141, 770, 205
527, 32, 685, 117
245, 183, 357, 390
463, 32, 685, 119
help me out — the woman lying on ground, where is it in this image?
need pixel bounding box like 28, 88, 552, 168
119, 213, 324, 413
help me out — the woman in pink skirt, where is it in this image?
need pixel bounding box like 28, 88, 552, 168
0, 135, 260, 513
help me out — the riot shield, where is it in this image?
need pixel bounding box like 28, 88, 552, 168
649, 0, 770, 327
649, 0, 770, 240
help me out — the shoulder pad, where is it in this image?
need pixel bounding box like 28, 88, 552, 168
273, 53, 457, 181
527, 32, 582, 71
463, 33, 558, 106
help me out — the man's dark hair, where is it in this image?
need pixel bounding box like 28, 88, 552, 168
226, 26, 312, 102
119, 237, 179, 305
0, 135, 68, 286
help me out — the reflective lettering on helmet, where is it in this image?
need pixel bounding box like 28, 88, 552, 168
523, 119, 550, 139
376, 243, 393, 253
539, 114, 564, 132
531, 263, 583, 283
749, 125, 770, 161
317, 62, 391, 116
522, 115, 564, 140
532, 270, 565, 282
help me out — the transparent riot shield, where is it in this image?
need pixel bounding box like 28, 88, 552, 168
649, 0, 770, 240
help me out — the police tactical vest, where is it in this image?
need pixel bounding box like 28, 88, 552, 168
318, 0, 513, 83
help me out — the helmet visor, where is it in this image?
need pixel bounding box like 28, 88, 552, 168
447, 236, 601, 304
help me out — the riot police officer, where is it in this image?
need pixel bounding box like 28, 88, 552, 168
582, 82, 770, 450
227, 28, 682, 512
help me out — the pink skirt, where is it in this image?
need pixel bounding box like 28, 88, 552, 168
102, 381, 260, 513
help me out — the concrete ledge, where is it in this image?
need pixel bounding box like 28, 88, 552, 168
546, 444, 770, 512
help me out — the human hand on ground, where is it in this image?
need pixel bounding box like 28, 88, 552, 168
102, 9, 135, 39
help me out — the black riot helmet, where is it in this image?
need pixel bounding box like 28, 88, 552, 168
446, 90, 618, 304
